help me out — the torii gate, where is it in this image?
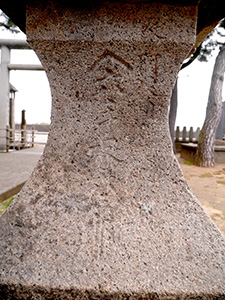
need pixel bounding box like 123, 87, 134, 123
0, 39, 44, 151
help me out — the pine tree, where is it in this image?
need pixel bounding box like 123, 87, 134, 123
0, 10, 19, 34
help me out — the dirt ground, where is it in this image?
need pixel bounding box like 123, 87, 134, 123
177, 154, 225, 236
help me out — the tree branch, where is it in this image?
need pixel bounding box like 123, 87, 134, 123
180, 43, 202, 70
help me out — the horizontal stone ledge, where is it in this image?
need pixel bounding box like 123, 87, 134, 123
181, 143, 225, 164
181, 143, 225, 152
0, 182, 25, 202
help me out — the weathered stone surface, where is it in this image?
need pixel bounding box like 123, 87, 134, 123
0, 1, 225, 299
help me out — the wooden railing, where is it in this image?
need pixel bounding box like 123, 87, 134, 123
6, 126, 35, 152
0, 126, 49, 152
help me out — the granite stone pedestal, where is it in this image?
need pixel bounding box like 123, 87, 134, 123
0, 1, 225, 299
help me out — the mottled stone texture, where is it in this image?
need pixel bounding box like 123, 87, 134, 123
0, 1, 225, 299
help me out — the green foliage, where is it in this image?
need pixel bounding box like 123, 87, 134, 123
197, 19, 225, 63
183, 161, 194, 165
3, 196, 14, 208
200, 173, 213, 178
217, 180, 225, 185
0, 10, 19, 33
0, 196, 14, 215
181, 18, 225, 69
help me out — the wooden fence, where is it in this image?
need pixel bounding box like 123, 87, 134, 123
175, 126, 200, 143
0, 126, 49, 152
5, 126, 35, 152
1, 124, 222, 153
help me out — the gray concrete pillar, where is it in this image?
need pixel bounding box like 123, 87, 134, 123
0, 1, 225, 298
0, 45, 10, 151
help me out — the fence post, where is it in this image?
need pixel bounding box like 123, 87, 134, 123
175, 126, 180, 142
6, 126, 9, 152
189, 127, 193, 142
32, 126, 34, 147
10, 127, 15, 150
21, 110, 27, 149
13, 128, 16, 150
182, 126, 186, 142
196, 127, 200, 142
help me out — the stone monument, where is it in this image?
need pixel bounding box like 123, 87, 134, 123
0, 0, 225, 298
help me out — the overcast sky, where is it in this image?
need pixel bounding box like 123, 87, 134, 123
10, 49, 51, 125
176, 54, 220, 129
0, 23, 224, 129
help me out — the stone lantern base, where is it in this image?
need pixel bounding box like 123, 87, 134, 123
0, 1, 225, 298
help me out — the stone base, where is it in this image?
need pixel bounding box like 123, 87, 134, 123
0, 1, 225, 298
0, 284, 224, 300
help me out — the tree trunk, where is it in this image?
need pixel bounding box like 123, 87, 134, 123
169, 78, 178, 153
195, 44, 225, 167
